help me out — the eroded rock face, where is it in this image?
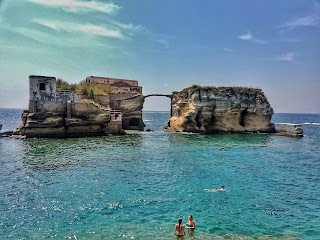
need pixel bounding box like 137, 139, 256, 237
168, 86, 274, 133
109, 94, 145, 131
13, 103, 113, 138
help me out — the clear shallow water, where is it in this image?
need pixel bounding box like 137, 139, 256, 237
1, 109, 320, 239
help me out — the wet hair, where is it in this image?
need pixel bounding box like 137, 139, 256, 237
221, 186, 225, 189
178, 218, 182, 229
189, 215, 193, 220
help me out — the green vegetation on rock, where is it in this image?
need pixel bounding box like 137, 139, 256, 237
56, 78, 77, 91
76, 81, 112, 98
56, 79, 113, 99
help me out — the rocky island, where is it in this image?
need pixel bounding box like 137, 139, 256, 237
9, 75, 302, 138
167, 85, 273, 133
12, 75, 145, 138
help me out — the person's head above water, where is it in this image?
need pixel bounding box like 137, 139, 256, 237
221, 186, 225, 189
188, 215, 193, 220
178, 218, 182, 225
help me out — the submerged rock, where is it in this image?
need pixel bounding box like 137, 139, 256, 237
167, 85, 274, 133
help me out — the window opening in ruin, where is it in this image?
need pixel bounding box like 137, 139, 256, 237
39, 83, 46, 91
129, 118, 140, 127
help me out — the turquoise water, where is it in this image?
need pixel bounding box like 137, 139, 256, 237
1, 109, 320, 239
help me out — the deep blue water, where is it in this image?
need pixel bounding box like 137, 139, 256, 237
0, 109, 320, 239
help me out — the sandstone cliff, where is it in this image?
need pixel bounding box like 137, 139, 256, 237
167, 85, 274, 133
109, 94, 145, 130
13, 102, 117, 138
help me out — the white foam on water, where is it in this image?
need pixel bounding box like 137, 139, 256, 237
302, 122, 320, 125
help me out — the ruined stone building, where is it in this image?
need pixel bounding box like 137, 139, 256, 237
85, 76, 142, 94
29, 75, 78, 113
84, 76, 145, 131
13, 75, 133, 138
13, 74, 146, 139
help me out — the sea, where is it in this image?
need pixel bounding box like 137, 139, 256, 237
0, 108, 319, 240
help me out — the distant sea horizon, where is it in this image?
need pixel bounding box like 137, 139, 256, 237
0, 107, 319, 114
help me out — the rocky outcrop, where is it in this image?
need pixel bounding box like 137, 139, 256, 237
109, 93, 145, 131
270, 123, 303, 137
12, 102, 117, 138
167, 85, 274, 133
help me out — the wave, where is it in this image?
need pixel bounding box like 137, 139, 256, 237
302, 122, 320, 126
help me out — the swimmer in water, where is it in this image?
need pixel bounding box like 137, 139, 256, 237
206, 185, 226, 192
174, 218, 186, 239
185, 214, 196, 236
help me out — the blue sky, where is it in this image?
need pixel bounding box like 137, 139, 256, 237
0, 0, 319, 113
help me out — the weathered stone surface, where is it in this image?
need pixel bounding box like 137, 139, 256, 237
13, 102, 113, 138
167, 85, 274, 133
23, 127, 66, 138
67, 125, 103, 136
110, 94, 145, 130
269, 123, 303, 137
72, 103, 108, 116
25, 115, 64, 128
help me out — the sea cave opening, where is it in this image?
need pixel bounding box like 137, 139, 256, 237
129, 118, 140, 127
240, 108, 248, 127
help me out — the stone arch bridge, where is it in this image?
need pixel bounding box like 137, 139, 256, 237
143, 94, 173, 116
123, 94, 173, 131
143, 94, 172, 99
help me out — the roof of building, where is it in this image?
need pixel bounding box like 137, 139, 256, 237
87, 76, 137, 83
29, 75, 56, 79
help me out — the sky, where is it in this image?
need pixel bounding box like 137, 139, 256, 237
0, 0, 319, 113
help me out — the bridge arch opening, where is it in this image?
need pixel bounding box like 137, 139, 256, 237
142, 95, 172, 131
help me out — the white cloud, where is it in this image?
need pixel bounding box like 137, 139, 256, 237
27, 0, 120, 14
280, 38, 300, 43
33, 19, 124, 39
272, 52, 296, 62
237, 31, 267, 44
238, 32, 253, 40
281, 15, 319, 30
156, 39, 169, 47
223, 48, 234, 52
107, 19, 142, 32
77, 24, 123, 38
0, 40, 53, 54
12, 27, 55, 43
3, 22, 119, 49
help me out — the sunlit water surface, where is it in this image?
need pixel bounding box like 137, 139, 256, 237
0, 109, 320, 239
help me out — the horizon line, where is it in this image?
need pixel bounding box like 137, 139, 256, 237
0, 107, 319, 114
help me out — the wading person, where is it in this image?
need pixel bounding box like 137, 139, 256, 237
186, 214, 196, 236
174, 218, 185, 239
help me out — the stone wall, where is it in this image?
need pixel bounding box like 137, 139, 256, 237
85, 76, 142, 94
86, 76, 138, 87
29, 75, 56, 101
